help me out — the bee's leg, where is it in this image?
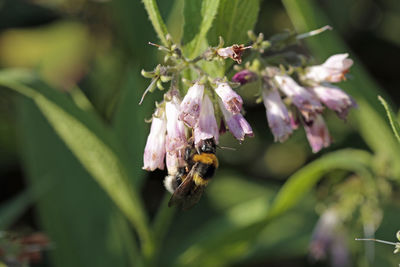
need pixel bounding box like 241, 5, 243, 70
185, 137, 195, 166
184, 145, 191, 162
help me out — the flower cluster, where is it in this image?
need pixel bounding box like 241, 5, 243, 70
143, 80, 253, 180
235, 53, 355, 153
140, 28, 356, 194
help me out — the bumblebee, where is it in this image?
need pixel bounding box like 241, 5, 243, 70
168, 138, 218, 210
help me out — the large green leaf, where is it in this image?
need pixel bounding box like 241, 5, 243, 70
208, 0, 260, 46
17, 97, 137, 267
0, 174, 51, 229
0, 70, 152, 254
183, 0, 220, 59
268, 149, 373, 217
0, 191, 32, 229
113, 67, 152, 188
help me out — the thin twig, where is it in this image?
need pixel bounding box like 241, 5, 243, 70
355, 238, 397, 246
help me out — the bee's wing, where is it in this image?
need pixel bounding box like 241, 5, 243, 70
181, 185, 204, 211
168, 167, 196, 207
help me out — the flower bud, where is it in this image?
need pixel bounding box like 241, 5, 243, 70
160, 75, 172, 83
141, 69, 154, 78
157, 80, 165, 90
232, 70, 258, 85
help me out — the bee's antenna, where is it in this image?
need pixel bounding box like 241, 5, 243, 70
355, 238, 397, 246
217, 145, 236, 151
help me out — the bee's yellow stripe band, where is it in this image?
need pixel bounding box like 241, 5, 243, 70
193, 173, 209, 186
192, 153, 219, 168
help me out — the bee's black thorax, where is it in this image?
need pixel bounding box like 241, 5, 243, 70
192, 152, 218, 182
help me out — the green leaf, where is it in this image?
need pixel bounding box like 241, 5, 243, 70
69, 86, 95, 113
113, 67, 151, 188
162, 173, 276, 266
356, 99, 400, 176
268, 149, 373, 217
0, 177, 51, 229
142, 0, 169, 46
170, 150, 372, 266
17, 97, 138, 267
182, 0, 202, 45
378, 95, 400, 144
183, 0, 220, 59
0, 70, 152, 254
167, 0, 185, 43
208, 0, 260, 46
0, 192, 32, 229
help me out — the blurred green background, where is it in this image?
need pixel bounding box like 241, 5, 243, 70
1, 0, 400, 266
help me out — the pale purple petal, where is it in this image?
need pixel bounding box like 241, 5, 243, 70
262, 89, 293, 142
311, 84, 356, 120
143, 114, 167, 171
309, 209, 350, 267
217, 44, 249, 64
166, 95, 187, 152
217, 46, 235, 59
331, 236, 350, 267
179, 83, 204, 127
232, 70, 257, 85
305, 53, 353, 83
194, 95, 219, 145
165, 150, 185, 176
229, 114, 254, 140
304, 115, 331, 153
215, 82, 243, 114
219, 118, 227, 135
310, 210, 339, 261
275, 75, 323, 121
289, 111, 300, 130
219, 100, 253, 141
323, 53, 353, 70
